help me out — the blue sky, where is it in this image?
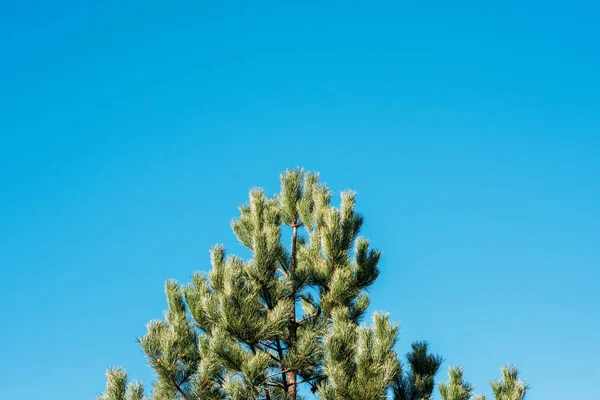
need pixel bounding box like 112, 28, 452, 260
1, 1, 599, 399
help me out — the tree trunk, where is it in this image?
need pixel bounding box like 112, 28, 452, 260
287, 223, 298, 399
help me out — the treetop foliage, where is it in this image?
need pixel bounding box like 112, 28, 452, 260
98, 168, 528, 400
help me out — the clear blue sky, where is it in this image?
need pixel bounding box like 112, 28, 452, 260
1, 1, 599, 399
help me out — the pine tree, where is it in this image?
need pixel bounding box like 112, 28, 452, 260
98, 169, 529, 400
101, 169, 392, 399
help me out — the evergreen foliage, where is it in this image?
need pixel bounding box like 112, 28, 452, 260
438, 367, 472, 400
392, 342, 443, 400
98, 367, 144, 400
318, 309, 399, 399
98, 169, 529, 400
490, 366, 528, 400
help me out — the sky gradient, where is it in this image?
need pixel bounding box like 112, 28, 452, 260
1, 1, 599, 399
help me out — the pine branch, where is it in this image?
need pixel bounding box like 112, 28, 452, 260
259, 341, 280, 352
264, 368, 292, 380
290, 374, 323, 386
275, 337, 289, 391
277, 266, 289, 277
297, 312, 319, 324
173, 378, 191, 400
